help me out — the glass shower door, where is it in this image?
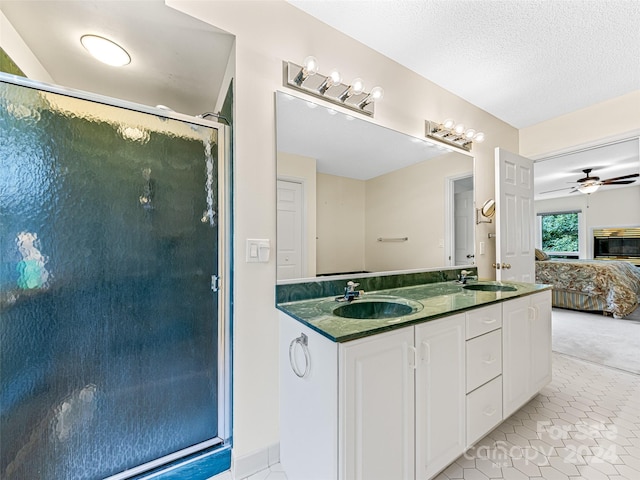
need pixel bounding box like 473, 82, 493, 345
0, 77, 228, 479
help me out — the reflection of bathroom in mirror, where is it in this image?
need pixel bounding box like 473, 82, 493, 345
276, 91, 475, 281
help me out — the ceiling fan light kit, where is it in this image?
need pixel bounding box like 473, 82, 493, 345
539, 168, 639, 196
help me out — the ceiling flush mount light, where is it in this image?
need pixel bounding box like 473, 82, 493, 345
425, 119, 485, 152
80, 34, 130, 67
284, 57, 383, 117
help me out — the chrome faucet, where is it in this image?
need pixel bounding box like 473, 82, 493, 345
337, 281, 363, 302
457, 270, 472, 284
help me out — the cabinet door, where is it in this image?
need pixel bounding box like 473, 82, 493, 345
415, 314, 466, 480
530, 291, 552, 392
502, 296, 532, 418
339, 327, 415, 480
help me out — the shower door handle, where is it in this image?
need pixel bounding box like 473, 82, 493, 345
211, 275, 220, 292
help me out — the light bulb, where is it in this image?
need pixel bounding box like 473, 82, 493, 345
302, 56, 319, 76
474, 132, 485, 143
464, 128, 476, 139
81, 35, 130, 66
329, 70, 342, 85
351, 78, 365, 95
370, 86, 384, 102
578, 183, 600, 194
443, 119, 456, 129
454, 123, 465, 135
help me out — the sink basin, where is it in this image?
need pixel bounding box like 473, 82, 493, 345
463, 283, 517, 292
332, 297, 422, 320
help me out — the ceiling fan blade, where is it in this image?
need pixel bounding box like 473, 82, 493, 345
600, 173, 639, 183
538, 186, 573, 194
601, 180, 637, 185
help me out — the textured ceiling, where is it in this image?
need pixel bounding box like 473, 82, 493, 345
289, 0, 640, 129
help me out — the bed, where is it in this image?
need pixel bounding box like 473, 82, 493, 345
534, 253, 640, 318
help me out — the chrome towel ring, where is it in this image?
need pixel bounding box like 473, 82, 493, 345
289, 333, 310, 378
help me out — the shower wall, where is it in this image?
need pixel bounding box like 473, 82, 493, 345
0, 80, 224, 479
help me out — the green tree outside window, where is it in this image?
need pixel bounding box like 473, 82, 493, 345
541, 213, 579, 252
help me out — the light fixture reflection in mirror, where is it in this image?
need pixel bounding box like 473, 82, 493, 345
275, 92, 476, 282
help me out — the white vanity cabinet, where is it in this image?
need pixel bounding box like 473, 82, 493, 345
280, 289, 552, 480
464, 304, 503, 446
340, 326, 416, 480
415, 315, 466, 480
502, 290, 552, 418
280, 314, 465, 480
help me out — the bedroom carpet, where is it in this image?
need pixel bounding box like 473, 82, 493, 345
552, 307, 640, 374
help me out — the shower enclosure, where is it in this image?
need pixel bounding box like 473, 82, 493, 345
0, 75, 231, 479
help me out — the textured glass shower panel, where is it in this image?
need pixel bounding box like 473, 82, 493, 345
0, 81, 220, 479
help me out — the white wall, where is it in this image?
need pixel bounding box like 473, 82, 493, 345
165, 0, 519, 459
520, 91, 640, 158
316, 173, 366, 275
365, 152, 472, 272
535, 186, 640, 257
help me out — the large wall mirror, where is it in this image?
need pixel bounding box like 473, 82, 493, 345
276, 91, 475, 282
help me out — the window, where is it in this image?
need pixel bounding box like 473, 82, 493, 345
538, 211, 581, 258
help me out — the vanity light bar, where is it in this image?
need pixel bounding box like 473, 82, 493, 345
284, 58, 383, 117
425, 120, 485, 152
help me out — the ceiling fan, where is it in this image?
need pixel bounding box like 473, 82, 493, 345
540, 168, 639, 195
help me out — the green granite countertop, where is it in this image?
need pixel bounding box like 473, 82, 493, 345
276, 280, 551, 342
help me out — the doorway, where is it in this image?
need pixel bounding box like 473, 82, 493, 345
448, 175, 475, 266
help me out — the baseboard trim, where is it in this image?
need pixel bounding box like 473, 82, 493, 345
231, 443, 280, 479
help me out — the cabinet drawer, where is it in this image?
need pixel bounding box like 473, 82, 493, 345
466, 329, 502, 393
466, 304, 502, 339
466, 376, 502, 446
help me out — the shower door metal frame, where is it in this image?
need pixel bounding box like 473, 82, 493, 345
0, 72, 233, 478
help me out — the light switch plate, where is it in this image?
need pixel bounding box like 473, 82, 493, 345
246, 238, 270, 263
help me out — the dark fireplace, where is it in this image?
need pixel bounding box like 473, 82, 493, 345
594, 227, 640, 266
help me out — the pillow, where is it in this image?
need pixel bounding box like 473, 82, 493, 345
535, 248, 550, 261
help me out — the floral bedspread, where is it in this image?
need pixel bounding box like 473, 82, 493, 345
535, 259, 640, 318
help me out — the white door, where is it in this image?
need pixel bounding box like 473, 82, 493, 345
455, 189, 475, 265
339, 327, 415, 480
415, 315, 466, 480
495, 148, 535, 281
277, 180, 303, 280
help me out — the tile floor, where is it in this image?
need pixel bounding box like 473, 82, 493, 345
245, 353, 640, 480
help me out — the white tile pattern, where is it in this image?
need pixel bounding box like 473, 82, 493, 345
243, 353, 640, 480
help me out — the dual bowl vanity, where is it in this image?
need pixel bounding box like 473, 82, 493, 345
277, 270, 552, 480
